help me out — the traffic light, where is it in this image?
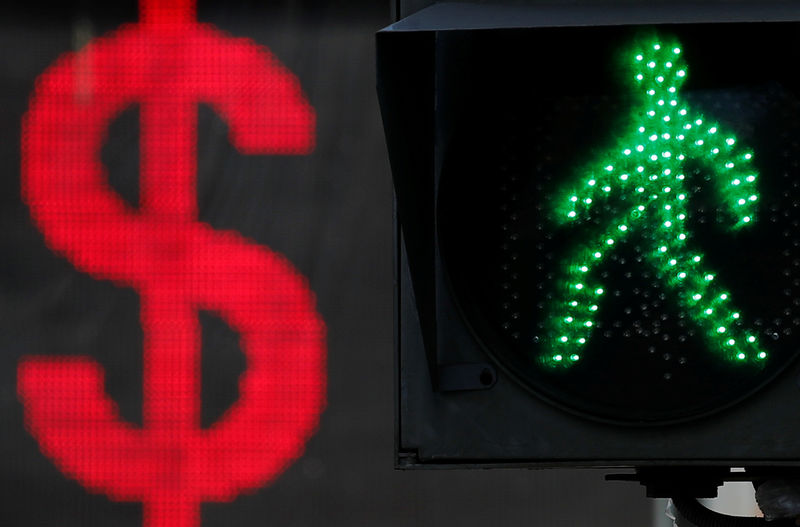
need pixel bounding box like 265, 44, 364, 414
378, 1, 800, 473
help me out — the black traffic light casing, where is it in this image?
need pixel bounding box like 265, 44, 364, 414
378, 1, 800, 469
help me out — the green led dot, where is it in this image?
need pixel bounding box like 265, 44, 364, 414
692, 294, 702, 300
748, 336, 757, 343
554, 354, 563, 361
693, 256, 701, 262
570, 195, 578, 202
677, 272, 687, 279
737, 198, 746, 205
568, 211, 577, 218
712, 148, 719, 154
664, 221, 672, 227
595, 288, 604, 295
720, 293, 729, 300
656, 76, 664, 83
647, 61, 656, 68
717, 326, 726, 333
636, 54, 644, 61
678, 214, 686, 220
663, 186, 672, 192
744, 153, 752, 160
704, 274, 714, 281
732, 313, 740, 319
636, 74, 644, 80
726, 138, 735, 145
575, 283, 584, 290
620, 174, 629, 181
659, 246, 667, 252
662, 133, 671, 139
579, 266, 588, 272
637, 205, 645, 211
725, 162, 734, 169
603, 186, 611, 192
654, 44, 661, 50
570, 301, 578, 307
618, 224, 628, 231
746, 175, 756, 182
679, 109, 687, 115
758, 351, 767, 359
669, 259, 677, 266
695, 139, 704, 146
678, 194, 685, 200
749, 195, 757, 201
657, 100, 665, 106
588, 179, 596, 186
584, 321, 593, 327
732, 179, 741, 186
636, 144, 644, 152
705, 308, 713, 315
743, 216, 751, 223
565, 316, 574, 323
663, 116, 671, 122
577, 338, 586, 344
584, 198, 592, 204
673, 47, 681, 54
648, 110, 656, 117
678, 233, 687, 240
589, 305, 598, 311
727, 339, 735, 346
605, 165, 613, 171
696, 119, 702, 125
570, 354, 580, 361
606, 238, 614, 245
709, 127, 717, 134
737, 352, 746, 360
559, 336, 568, 343
623, 149, 631, 155
593, 252, 602, 259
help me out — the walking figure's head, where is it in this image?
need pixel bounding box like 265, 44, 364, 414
629, 37, 688, 103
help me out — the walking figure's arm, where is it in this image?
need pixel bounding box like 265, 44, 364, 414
684, 120, 759, 228
553, 169, 607, 224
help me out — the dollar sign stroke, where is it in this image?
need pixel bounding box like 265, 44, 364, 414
16, 1, 326, 526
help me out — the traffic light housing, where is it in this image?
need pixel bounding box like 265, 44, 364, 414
378, 1, 800, 469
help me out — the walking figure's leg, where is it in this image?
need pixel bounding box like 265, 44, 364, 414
545, 219, 635, 367
652, 242, 766, 363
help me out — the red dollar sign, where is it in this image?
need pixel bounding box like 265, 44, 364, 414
16, 1, 326, 526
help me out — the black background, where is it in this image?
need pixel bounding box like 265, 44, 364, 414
0, 1, 649, 526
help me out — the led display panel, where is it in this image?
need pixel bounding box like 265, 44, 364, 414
438, 23, 800, 424
1, 0, 327, 525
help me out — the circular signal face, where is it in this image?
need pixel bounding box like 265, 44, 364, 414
438, 25, 800, 424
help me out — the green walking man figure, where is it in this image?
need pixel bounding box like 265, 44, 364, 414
544, 35, 767, 368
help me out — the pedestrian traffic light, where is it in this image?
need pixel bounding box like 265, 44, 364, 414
378, 1, 800, 470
